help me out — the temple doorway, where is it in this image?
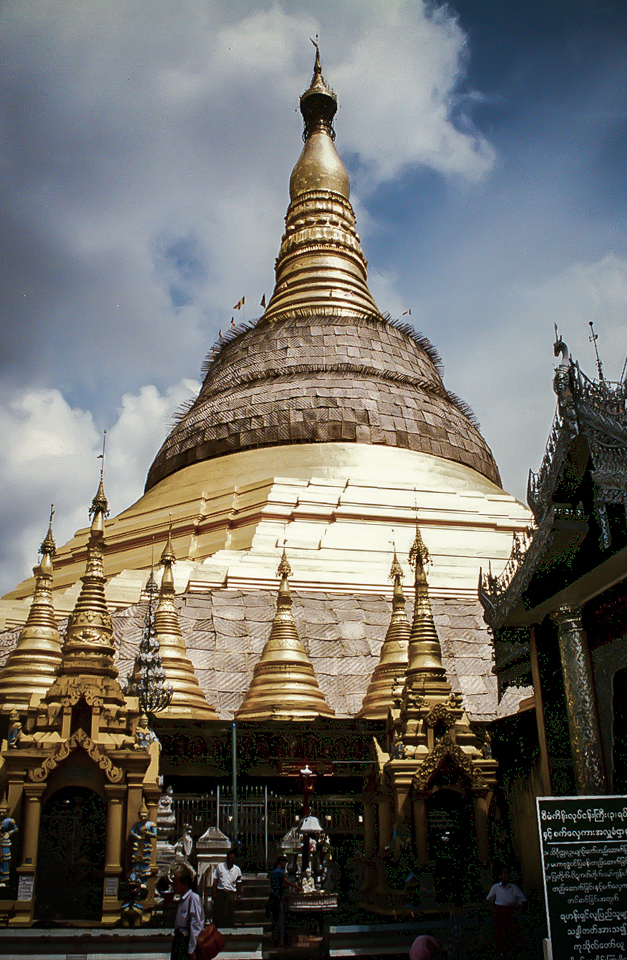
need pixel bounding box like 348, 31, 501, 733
427, 788, 476, 902
34, 785, 106, 922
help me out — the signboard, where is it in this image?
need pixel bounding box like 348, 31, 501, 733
17, 874, 34, 901
537, 796, 627, 960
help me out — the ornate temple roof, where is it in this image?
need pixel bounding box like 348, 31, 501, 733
145, 52, 500, 492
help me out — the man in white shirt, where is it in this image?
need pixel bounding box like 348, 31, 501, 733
486, 868, 526, 957
172, 864, 205, 960
212, 850, 242, 928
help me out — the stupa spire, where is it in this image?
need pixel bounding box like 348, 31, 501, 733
235, 549, 334, 720
357, 547, 410, 719
261, 46, 379, 323
56, 470, 118, 680
0, 508, 62, 709
404, 525, 447, 689
152, 527, 218, 719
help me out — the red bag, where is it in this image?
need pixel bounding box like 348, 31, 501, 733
196, 923, 225, 960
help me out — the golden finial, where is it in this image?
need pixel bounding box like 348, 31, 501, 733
40, 504, 56, 557
90, 431, 110, 523
408, 522, 430, 572
389, 544, 404, 581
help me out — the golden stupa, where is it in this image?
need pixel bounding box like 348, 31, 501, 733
356, 549, 410, 720
235, 550, 334, 721
0, 514, 62, 711
152, 529, 218, 720
0, 51, 530, 730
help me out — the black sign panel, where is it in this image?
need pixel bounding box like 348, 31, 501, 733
537, 796, 627, 960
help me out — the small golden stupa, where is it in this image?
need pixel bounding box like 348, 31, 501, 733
0, 512, 62, 711
235, 550, 335, 721
384, 525, 496, 806
152, 529, 218, 719
356, 549, 410, 719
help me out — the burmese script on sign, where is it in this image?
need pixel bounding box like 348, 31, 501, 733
537, 796, 627, 960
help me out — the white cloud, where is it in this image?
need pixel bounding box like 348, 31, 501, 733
0, 379, 199, 595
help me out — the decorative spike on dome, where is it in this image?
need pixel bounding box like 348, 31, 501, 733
152, 529, 218, 719
39, 504, 56, 576
0, 515, 62, 710
299, 40, 338, 140
236, 553, 334, 720
261, 47, 378, 324
357, 549, 410, 719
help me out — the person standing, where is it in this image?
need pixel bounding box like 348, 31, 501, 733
486, 867, 526, 957
212, 850, 242, 928
269, 855, 300, 947
172, 863, 204, 960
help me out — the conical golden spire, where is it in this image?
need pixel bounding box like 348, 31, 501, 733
153, 528, 218, 719
357, 549, 410, 719
0, 510, 62, 709
261, 46, 379, 323
56, 476, 118, 680
236, 549, 334, 720
404, 525, 447, 689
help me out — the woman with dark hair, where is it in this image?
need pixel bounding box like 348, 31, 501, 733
171, 864, 205, 960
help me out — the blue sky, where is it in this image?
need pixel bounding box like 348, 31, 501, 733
1, 0, 627, 593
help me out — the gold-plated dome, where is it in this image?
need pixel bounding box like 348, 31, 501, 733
261, 49, 378, 323
0, 514, 62, 710
235, 551, 334, 720
404, 526, 448, 692
153, 529, 218, 720
356, 550, 410, 720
